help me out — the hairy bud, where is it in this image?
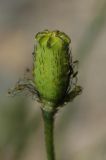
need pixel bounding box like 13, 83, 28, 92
8, 30, 82, 110
33, 30, 72, 107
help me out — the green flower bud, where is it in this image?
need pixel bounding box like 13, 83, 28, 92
8, 29, 82, 111
33, 30, 71, 107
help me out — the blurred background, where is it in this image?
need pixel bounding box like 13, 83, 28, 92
0, 0, 106, 159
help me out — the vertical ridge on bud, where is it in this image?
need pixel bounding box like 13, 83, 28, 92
33, 30, 71, 107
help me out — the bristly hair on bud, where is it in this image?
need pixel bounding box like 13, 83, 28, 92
8, 30, 82, 111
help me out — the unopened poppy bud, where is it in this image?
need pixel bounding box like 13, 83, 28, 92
9, 30, 81, 108
33, 30, 71, 107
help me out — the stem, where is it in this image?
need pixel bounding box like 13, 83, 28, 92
42, 108, 56, 160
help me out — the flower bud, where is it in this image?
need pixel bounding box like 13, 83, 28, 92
33, 30, 72, 107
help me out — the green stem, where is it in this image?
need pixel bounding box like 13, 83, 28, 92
42, 108, 56, 160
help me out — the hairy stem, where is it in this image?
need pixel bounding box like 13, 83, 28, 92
42, 108, 56, 160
